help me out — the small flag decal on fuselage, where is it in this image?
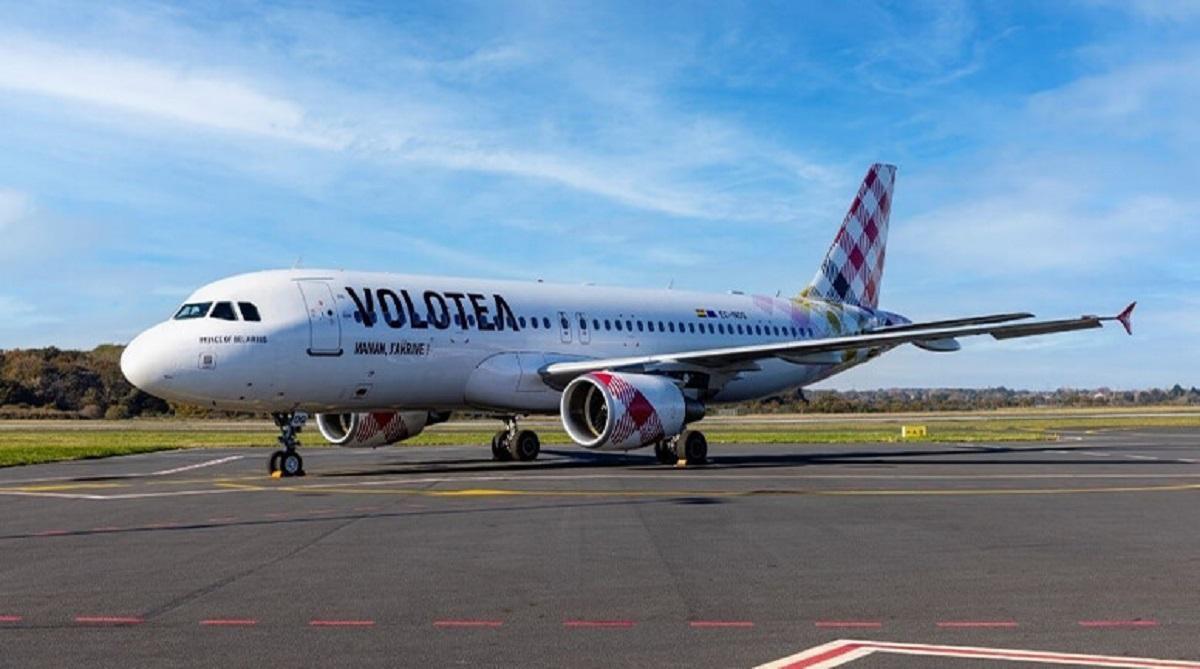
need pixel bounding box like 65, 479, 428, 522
695, 309, 717, 318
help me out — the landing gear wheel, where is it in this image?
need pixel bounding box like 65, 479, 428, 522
268, 450, 283, 474
280, 451, 305, 477
491, 431, 513, 461
679, 430, 708, 464
654, 440, 678, 465
509, 430, 540, 461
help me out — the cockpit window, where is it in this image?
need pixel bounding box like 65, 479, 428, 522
238, 302, 261, 322
210, 302, 238, 321
174, 302, 212, 320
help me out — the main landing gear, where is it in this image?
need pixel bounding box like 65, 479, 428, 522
269, 412, 307, 477
654, 430, 708, 465
491, 417, 540, 462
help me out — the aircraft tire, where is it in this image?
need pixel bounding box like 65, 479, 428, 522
491, 431, 513, 461
679, 430, 708, 464
510, 430, 540, 461
268, 450, 283, 474
654, 440, 678, 465
280, 451, 304, 477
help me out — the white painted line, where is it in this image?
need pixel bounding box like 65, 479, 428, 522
147, 455, 244, 476
1127, 455, 1158, 460
754, 639, 1200, 669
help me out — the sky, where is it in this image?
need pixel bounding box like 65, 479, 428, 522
0, 0, 1196, 389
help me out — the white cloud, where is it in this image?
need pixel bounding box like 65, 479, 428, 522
0, 33, 839, 223
1028, 51, 1200, 144
0, 189, 31, 230
898, 186, 1189, 276
0, 36, 345, 148
0, 295, 60, 328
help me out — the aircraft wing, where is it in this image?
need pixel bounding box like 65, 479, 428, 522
541, 302, 1135, 382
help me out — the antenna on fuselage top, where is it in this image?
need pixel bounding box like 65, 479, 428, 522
292, 256, 303, 269
667, 278, 674, 289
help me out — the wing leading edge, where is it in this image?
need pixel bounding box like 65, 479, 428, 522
541, 303, 1136, 382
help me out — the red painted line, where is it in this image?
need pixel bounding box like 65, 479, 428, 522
34, 530, 67, 536
564, 619, 635, 628
936, 620, 1019, 628
309, 619, 375, 627
814, 620, 882, 628
0, 615, 23, 623
75, 616, 142, 625
433, 619, 503, 628
206, 517, 237, 523
779, 642, 865, 669
92, 526, 121, 532
689, 620, 755, 628
200, 619, 258, 626
1079, 619, 1159, 628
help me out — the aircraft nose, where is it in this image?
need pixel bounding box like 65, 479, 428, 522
121, 328, 175, 395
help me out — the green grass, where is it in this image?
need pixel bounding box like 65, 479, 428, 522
0, 411, 1195, 468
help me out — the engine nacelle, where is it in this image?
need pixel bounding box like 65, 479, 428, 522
315, 411, 447, 448
560, 372, 704, 451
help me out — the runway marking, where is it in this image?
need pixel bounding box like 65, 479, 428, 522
148, 455, 244, 476
935, 620, 1018, 628
814, 621, 881, 629
0, 615, 22, 623
564, 619, 636, 628
1128, 455, 1159, 460
433, 619, 504, 628
75, 615, 142, 625
755, 639, 1200, 669
691, 620, 755, 628
1079, 619, 1158, 628
200, 619, 258, 626
309, 619, 375, 627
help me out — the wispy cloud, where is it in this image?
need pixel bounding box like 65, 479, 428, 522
0, 36, 344, 148
0, 188, 31, 230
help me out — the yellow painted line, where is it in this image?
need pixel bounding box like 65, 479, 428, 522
0, 483, 126, 492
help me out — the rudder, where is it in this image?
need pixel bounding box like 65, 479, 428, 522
800, 163, 896, 310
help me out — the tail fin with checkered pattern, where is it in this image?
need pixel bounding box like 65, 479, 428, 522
799, 163, 896, 310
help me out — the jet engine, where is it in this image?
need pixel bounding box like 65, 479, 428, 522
560, 372, 704, 451
315, 411, 449, 448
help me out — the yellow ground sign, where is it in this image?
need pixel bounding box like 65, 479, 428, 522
901, 425, 928, 438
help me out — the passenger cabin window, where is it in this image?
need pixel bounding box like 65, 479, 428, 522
237, 302, 261, 322
174, 302, 212, 320
210, 302, 238, 321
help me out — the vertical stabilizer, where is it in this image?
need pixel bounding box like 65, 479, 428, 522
800, 163, 896, 310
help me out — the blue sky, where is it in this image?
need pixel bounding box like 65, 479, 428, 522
0, 0, 1196, 389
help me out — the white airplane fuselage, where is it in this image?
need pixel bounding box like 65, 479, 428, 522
121, 269, 890, 415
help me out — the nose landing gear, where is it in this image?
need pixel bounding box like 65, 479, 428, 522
270, 412, 307, 477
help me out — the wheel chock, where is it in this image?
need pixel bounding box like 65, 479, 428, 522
675, 458, 687, 468
270, 470, 283, 479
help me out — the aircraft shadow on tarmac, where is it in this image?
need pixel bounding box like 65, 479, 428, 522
315, 443, 1176, 479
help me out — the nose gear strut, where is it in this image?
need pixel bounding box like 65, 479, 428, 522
269, 412, 307, 477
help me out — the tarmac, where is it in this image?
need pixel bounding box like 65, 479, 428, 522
0, 428, 1198, 668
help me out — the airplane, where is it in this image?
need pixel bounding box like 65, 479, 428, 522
120, 164, 1136, 477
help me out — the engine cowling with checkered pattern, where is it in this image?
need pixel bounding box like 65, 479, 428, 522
560, 372, 704, 451
315, 411, 448, 448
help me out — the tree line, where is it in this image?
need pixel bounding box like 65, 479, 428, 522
0, 345, 1195, 419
